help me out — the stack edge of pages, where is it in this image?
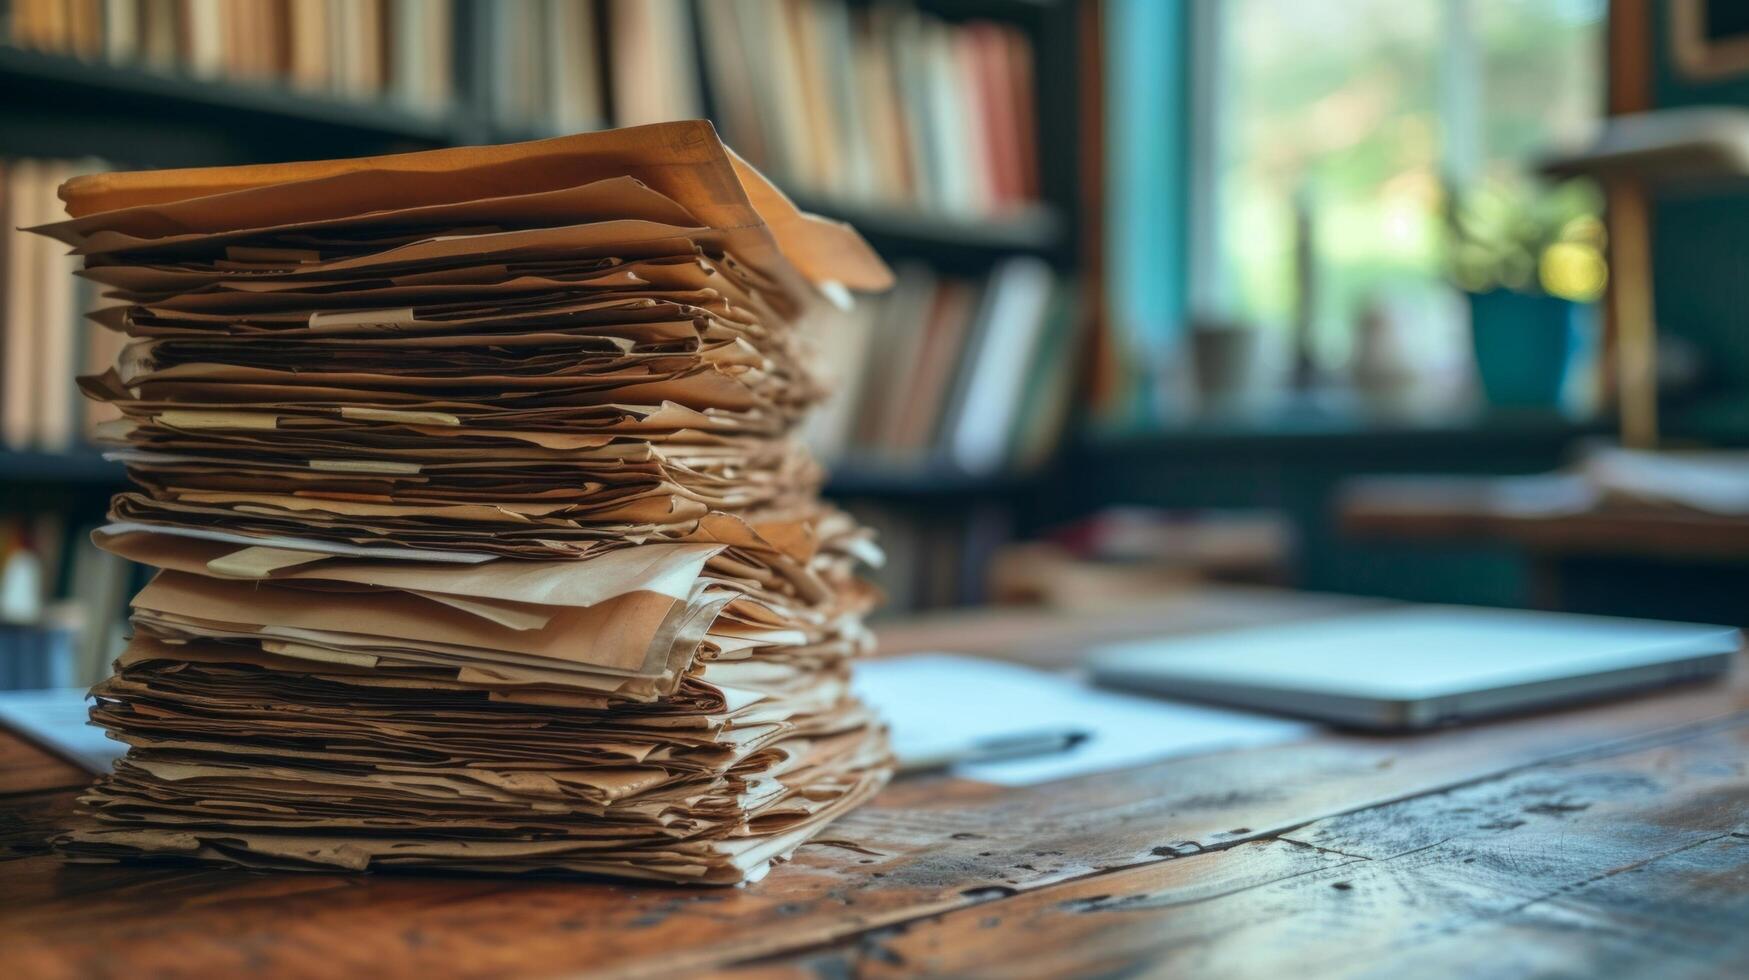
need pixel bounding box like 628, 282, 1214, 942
29, 121, 897, 885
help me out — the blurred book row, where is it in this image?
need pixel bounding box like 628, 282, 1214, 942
2, 158, 121, 452
0, 165, 120, 689
4, 0, 1044, 219
502, 0, 1045, 217
4, 0, 456, 109
488, 0, 607, 131
695, 0, 1042, 216
1, 512, 135, 690
805, 258, 1079, 475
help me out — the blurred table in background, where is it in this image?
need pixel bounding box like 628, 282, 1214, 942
2, 586, 1746, 978
1341, 474, 1749, 625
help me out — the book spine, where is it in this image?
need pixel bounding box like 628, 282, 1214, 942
3, 160, 42, 451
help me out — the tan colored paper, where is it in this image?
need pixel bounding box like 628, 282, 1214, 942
41, 121, 893, 885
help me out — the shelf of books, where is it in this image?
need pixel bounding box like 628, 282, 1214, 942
804, 258, 1079, 479
0, 2, 460, 167
0, 0, 1088, 653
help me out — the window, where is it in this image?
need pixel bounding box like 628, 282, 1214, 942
1201, 0, 1605, 378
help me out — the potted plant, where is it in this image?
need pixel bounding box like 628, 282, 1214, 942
1446, 177, 1608, 408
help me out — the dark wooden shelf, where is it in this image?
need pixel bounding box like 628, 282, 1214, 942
787, 193, 1068, 270
915, 0, 1060, 22
1080, 406, 1607, 459
823, 458, 1037, 499
0, 449, 125, 485
0, 46, 456, 162
470, 119, 617, 149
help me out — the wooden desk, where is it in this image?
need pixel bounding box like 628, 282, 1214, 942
2, 590, 1747, 979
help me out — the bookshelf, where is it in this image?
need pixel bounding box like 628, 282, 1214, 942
0, 44, 455, 153
0, 0, 1090, 614
0, 4, 1082, 257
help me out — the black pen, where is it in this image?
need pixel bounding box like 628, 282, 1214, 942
898, 727, 1092, 776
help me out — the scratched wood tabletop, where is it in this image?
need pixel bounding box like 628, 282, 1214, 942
1, 589, 1745, 979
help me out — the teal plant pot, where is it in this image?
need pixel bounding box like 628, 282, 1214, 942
1468, 290, 1581, 409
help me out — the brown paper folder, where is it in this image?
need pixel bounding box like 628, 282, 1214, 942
37, 121, 894, 885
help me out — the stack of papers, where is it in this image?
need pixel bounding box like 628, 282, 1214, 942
29, 121, 896, 885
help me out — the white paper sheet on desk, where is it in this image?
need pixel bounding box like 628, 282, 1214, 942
853, 653, 1315, 786
0, 688, 120, 773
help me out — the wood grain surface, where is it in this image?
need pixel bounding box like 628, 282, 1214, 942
0, 595, 1744, 979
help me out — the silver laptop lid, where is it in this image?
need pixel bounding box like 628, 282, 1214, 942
1089, 605, 1741, 702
